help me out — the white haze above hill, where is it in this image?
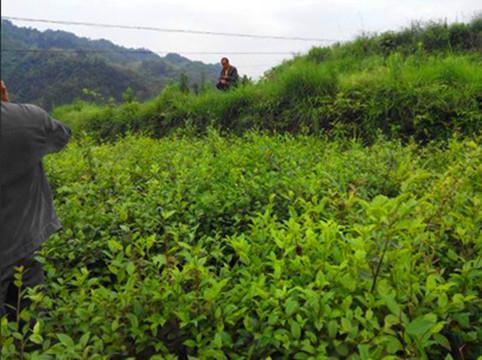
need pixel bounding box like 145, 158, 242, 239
2, 0, 481, 78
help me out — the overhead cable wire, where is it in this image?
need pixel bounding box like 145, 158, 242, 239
1, 48, 298, 55
2, 16, 341, 43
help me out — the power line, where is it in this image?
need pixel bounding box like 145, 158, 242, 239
1, 48, 297, 56
2, 16, 341, 43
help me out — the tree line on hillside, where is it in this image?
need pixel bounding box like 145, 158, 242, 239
0, 19, 221, 110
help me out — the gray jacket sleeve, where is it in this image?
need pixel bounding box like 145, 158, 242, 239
41, 108, 72, 155
0, 103, 71, 185
229, 67, 239, 85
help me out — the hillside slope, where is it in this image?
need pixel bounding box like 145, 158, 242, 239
55, 16, 482, 142
0, 19, 221, 109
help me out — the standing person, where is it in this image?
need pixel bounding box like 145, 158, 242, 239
0, 80, 71, 320
216, 57, 239, 91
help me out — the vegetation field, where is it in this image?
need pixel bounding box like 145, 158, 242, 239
1, 133, 481, 359
1, 17, 481, 360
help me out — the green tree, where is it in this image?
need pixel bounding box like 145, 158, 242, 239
200, 71, 208, 93
240, 75, 253, 86
122, 87, 135, 103
81, 88, 104, 104
179, 73, 190, 94
192, 82, 200, 95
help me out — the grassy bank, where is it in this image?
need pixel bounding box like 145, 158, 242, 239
54, 17, 482, 142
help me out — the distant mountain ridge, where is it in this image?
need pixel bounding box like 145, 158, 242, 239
1, 19, 221, 109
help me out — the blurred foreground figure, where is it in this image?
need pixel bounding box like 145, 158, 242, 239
0, 80, 71, 320
216, 57, 239, 90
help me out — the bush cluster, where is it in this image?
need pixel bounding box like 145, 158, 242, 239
1, 133, 481, 359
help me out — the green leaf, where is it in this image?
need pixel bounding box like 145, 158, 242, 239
327, 320, 338, 338
162, 210, 176, 219
434, 333, 451, 351
358, 344, 370, 359
405, 315, 437, 337
341, 317, 352, 333
183, 339, 197, 348
335, 341, 349, 356
285, 298, 299, 317
32, 321, 41, 334
384, 335, 402, 354
126, 261, 136, 275
382, 294, 401, 316
291, 320, 301, 339
79, 332, 91, 347
107, 239, 123, 253
57, 333, 75, 348
150, 356, 164, 360
29, 333, 43, 345
152, 254, 167, 267
294, 352, 309, 360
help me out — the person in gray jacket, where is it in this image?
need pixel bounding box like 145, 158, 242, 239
0, 80, 71, 319
216, 57, 239, 91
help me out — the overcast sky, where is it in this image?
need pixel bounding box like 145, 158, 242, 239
2, 0, 480, 78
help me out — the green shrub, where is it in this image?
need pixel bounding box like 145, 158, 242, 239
55, 51, 481, 142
